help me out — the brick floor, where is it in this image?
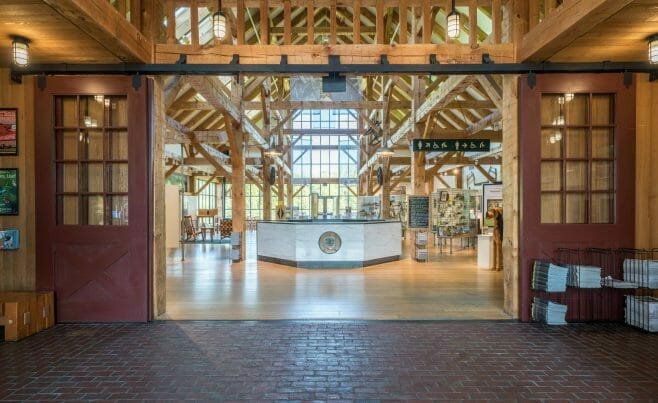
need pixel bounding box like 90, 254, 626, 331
1, 321, 657, 401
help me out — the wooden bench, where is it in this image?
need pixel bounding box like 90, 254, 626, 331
0, 291, 54, 341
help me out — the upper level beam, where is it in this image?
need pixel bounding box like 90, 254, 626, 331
44, 0, 153, 62
156, 43, 515, 65
518, 0, 633, 62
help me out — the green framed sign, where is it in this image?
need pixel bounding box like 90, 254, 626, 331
0, 168, 18, 215
412, 139, 491, 152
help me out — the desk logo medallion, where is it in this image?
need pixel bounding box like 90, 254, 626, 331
318, 231, 341, 254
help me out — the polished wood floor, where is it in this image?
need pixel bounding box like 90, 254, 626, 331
162, 232, 508, 320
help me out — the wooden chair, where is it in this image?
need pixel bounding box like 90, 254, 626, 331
218, 218, 232, 239
182, 215, 202, 240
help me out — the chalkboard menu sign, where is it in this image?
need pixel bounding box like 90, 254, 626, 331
407, 196, 429, 228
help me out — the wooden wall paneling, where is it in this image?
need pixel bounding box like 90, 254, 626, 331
502, 75, 519, 318
152, 77, 167, 317
635, 74, 658, 249
0, 70, 35, 292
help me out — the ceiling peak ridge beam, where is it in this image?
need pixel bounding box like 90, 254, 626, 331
43, 0, 153, 63
518, 0, 634, 62
16, 61, 658, 76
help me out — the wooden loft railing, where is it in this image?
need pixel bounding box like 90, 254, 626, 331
149, 0, 515, 65
528, 0, 563, 30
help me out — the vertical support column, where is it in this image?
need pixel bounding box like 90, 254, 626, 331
277, 132, 286, 217
152, 77, 167, 317
260, 0, 269, 44
399, 0, 407, 44
262, 156, 272, 220
502, 75, 520, 318
635, 74, 658, 249
410, 76, 426, 197
330, 0, 337, 45
469, 0, 478, 47
513, 0, 529, 45
190, 0, 199, 46
284, 0, 292, 45
307, 0, 314, 44
492, 0, 501, 44
227, 119, 246, 261
130, 0, 143, 31
237, 0, 245, 45
422, 0, 431, 44
166, 0, 175, 44
381, 157, 391, 219
353, 0, 361, 44
375, 0, 384, 44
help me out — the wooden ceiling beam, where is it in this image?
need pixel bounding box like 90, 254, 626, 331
475, 75, 503, 110
518, 0, 633, 62
44, 0, 153, 62
156, 43, 515, 64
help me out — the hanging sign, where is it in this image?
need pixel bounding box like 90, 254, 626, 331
411, 139, 491, 152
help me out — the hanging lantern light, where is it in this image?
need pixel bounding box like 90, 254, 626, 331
12, 36, 29, 67
447, 0, 460, 39
213, 0, 227, 41
649, 35, 658, 64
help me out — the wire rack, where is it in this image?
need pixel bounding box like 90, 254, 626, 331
531, 247, 658, 331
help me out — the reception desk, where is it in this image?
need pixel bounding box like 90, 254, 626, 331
257, 220, 402, 268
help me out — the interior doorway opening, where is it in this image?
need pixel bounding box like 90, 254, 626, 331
157, 73, 510, 321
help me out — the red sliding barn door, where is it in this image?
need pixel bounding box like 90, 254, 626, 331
36, 76, 152, 322
518, 73, 636, 321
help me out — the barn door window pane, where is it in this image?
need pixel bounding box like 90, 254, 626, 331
540, 93, 614, 224
55, 95, 129, 226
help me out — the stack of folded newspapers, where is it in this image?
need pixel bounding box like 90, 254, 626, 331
567, 265, 602, 288
532, 261, 568, 292
623, 259, 658, 288
625, 295, 658, 332
532, 298, 567, 325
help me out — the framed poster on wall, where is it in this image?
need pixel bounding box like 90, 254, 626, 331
0, 168, 18, 215
0, 108, 17, 156
482, 183, 502, 227
0, 229, 19, 250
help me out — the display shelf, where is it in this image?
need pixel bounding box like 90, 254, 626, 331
357, 195, 381, 219
431, 189, 480, 237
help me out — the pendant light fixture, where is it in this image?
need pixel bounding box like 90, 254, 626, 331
649, 34, 658, 64
11, 36, 29, 67
376, 134, 395, 157
264, 136, 283, 157
447, 0, 460, 39
213, 0, 227, 41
